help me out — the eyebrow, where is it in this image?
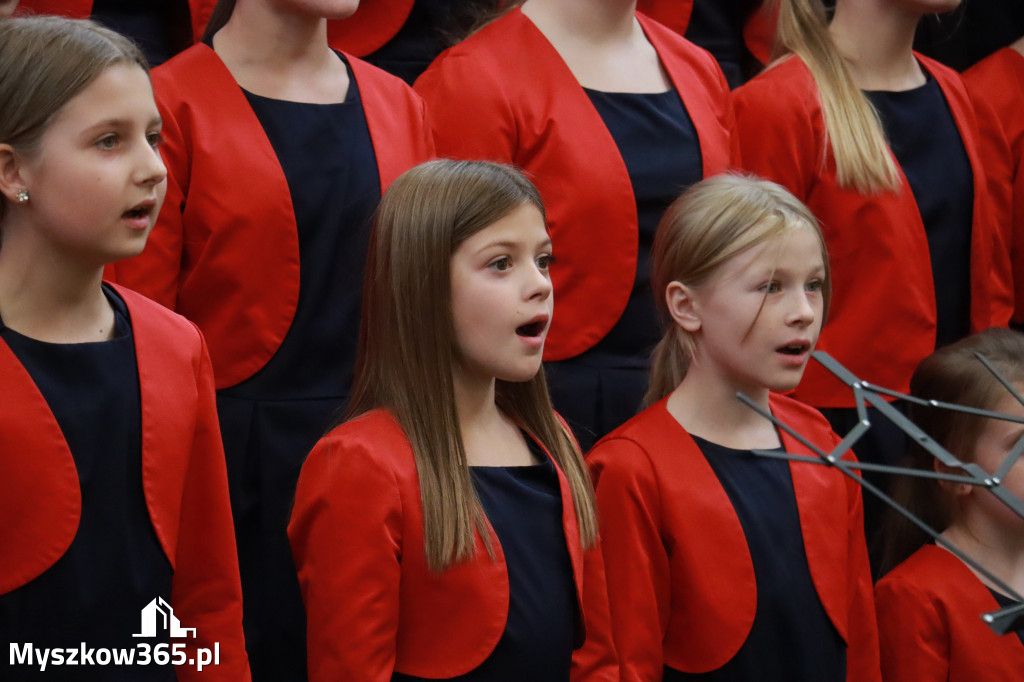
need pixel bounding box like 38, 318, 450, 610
83, 116, 162, 133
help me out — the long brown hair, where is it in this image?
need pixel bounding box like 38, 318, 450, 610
348, 159, 598, 571
775, 0, 900, 194
877, 328, 1024, 577
0, 16, 146, 223
646, 173, 830, 405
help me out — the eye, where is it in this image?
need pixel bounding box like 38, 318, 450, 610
146, 131, 163, 149
95, 134, 118, 150
806, 278, 824, 293
536, 253, 555, 270
758, 280, 781, 294
488, 256, 512, 272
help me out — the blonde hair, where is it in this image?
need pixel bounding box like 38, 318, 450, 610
878, 328, 1024, 576
0, 16, 147, 223
775, 0, 900, 193
347, 159, 598, 571
646, 174, 830, 405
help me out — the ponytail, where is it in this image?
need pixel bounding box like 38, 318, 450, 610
645, 326, 690, 407
776, 0, 900, 194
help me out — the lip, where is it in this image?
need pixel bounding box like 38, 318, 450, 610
775, 339, 813, 367
122, 198, 157, 231
516, 313, 550, 348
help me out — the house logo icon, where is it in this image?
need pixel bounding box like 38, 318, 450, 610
132, 597, 197, 639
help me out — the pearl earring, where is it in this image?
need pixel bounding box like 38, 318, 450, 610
15, 190, 29, 203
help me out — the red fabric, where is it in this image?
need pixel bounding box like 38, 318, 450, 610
875, 544, 1024, 681
636, 0, 777, 66
327, 0, 415, 57
15, 0, 214, 42
732, 55, 1013, 408
587, 394, 880, 680
965, 47, 1024, 326
415, 8, 737, 361
110, 44, 434, 389
288, 410, 617, 681
0, 285, 249, 682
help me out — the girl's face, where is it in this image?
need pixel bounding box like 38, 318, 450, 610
271, 0, 359, 20
449, 203, 553, 391
10, 63, 166, 269
684, 223, 826, 397
967, 388, 1024, 530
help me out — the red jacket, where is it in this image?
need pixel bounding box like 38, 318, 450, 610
636, 0, 778, 66
0, 284, 249, 681
326, 0, 415, 57
964, 47, 1024, 326
587, 394, 880, 681
733, 55, 1014, 408
288, 409, 617, 681
415, 8, 737, 361
14, 0, 216, 43
875, 544, 1024, 681
110, 44, 434, 389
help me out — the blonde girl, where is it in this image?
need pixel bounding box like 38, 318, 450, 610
588, 174, 880, 681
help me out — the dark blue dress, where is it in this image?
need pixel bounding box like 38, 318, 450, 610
685, 0, 765, 88
989, 590, 1024, 648
91, 0, 192, 66
664, 436, 846, 681
545, 87, 703, 451
215, 52, 382, 682
0, 285, 175, 681
392, 440, 578, 681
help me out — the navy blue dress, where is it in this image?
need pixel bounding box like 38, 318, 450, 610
664, 436, 846, 681
545, 87, 703, 451
989, 590, 1024, 648
215, 52, 382, 682
0, 285, 175, 681
685, 0, 765, 88
91, 0, 192, 67
392, 440, 578, 681
865, 76, 974, 349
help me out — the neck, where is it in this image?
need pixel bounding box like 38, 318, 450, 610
942, 515, 1024, 596
829, 0, 924, 90
667, 356, 779, 449
0, 222, 112, 342
215, 1, 329, 70
522, 0, 638, 42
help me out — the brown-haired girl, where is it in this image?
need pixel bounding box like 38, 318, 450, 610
289, 159, 616, 682
108, 0, 434, 677
0, 16, 248, 680
875, 327, 1024, 681
732, 0, 1013, 520
588, 174, 880, 681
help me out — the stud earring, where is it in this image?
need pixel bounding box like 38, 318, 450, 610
15, 190, 29, 204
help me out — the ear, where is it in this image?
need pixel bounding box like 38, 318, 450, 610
665, 281, 702, 333
934, 458, 973, 498
0, 143, 29, 204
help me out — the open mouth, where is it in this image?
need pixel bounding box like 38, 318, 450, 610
123, 202, 153, 220
516, 320, 546, 338
777, 342, 810, 356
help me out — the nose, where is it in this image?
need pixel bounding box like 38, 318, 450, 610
136, 139, 167, 187
788, 290, 816, 327
527, 261, 553, 302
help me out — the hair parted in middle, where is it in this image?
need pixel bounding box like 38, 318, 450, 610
346, 159, 598, 571
645, 173, 830, 406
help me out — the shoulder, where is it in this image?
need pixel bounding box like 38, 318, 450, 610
769, 393, 835, 433
346, 51, 423, 104
112, 283, 203, 351
308, 410, 412, 469
875, 545, 961, 609
965, 47, 1024, 89
588, 401, 683, 474
733, 55, 820, 113
151, 43, 223, 91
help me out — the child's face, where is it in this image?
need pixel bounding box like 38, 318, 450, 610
273, 0, 359, 20
15, 63, 165, 269
449, 203, 553, 391
688, 224, 826, 397
969, 388, 1024, 530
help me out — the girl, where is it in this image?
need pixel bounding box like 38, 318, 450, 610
964, 38, 1024, 331
0, 16, 247, 681
288, 159, 617, 682
731, 0, 1013, 506
109, 0, 434, 677
875, 328, 1024, 680
587, 174, 880, 681
415, 0, 737, 451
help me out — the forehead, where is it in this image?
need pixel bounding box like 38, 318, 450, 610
45, 63, 157, 134
723, 221, 824, 273
457, 203, 548, 252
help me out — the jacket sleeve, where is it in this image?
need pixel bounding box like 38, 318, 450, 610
110, 85, 188, 309
839, 444, 882, 682
588, 439, 669, 682
288, 430, 403, 682
171, 328, 251, 681
414, 51, 518, 163
874, 573, 950, 681
571, 529, 620, 681
731, 71, 820, 200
